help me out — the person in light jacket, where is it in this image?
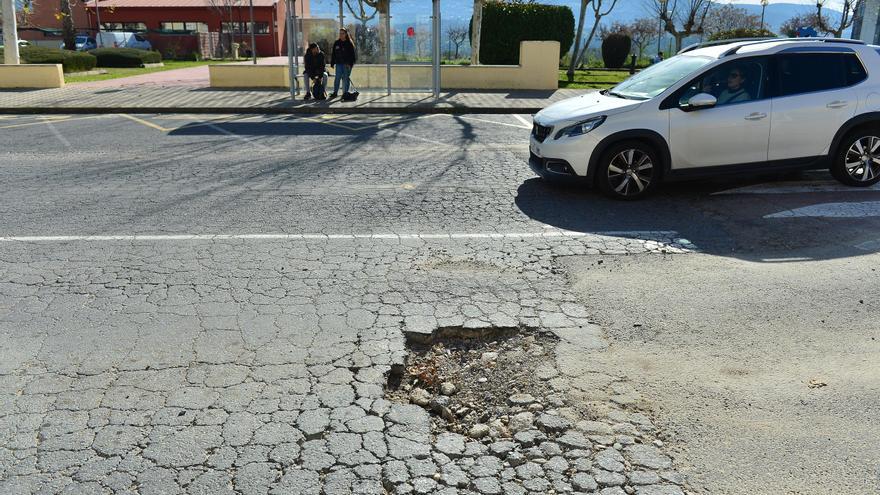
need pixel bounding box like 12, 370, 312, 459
330, 28, 357, 98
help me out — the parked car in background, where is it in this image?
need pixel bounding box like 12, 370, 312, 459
60, 35, 97, 51
0, 39, 30, 49
530, 38, 880, 199
94, 32, 152, 50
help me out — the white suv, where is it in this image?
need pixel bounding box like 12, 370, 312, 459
530, 38, 880, 199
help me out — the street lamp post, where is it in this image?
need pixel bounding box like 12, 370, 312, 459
95, 0, 103, 47
248, 0, 257, 64
760, 0, 769, 32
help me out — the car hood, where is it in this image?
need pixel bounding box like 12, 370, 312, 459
535, 92, 642, 126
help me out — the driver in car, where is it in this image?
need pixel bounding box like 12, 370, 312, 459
715, 67, 751, 105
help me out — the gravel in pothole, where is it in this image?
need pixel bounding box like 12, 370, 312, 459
386, 328, 565, 437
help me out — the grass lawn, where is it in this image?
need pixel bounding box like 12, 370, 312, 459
64, 60, 238, 83
558, 69, 631, 89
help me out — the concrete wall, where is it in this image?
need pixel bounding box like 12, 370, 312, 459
209, 64, 291, 88
208, 41, 560, 90
0, 64, 64, 88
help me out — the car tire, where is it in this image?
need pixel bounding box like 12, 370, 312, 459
831, 129, 880, 187
596, 140, 660, 200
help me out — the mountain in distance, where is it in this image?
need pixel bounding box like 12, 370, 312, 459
312, 0, 846, 38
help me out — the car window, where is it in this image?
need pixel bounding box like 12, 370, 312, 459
844, 54, 867, 86
676, 57, 770, 107
134, 35, 146, 42
777, 53, 855, 96
610, 55, 713, 100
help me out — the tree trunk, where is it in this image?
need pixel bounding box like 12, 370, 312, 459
567, 0, 588, 82
470, 0, 482, 65
574, 20, 601, 69
674, 33, 684, 53
60, 0, 75, 50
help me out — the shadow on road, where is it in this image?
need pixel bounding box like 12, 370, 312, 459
514, 175, 880, 263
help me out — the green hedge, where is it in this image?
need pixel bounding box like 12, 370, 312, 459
708, 28, 776, 41
471, 2, 574, 65
0, 46, 97, 73
88, 48, 162, 68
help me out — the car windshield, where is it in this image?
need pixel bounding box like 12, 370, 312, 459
610, 55, 713, 100
75, 36, 89, 43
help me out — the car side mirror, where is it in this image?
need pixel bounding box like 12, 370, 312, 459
684, 93, 717, 110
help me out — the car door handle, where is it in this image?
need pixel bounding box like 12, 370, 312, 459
827, 100, 848, 109
744, 112, 767, 121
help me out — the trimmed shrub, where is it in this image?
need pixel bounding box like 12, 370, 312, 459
471, 2, 574, 65
708, 28, 776, 41
88, 48, 162, 68
601, 33, 631, 69
0, 46, 97, 73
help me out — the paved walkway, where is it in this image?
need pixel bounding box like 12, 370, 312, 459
74, 57, 297, 90
0, 86, 587, 114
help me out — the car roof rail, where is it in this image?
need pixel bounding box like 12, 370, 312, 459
678, 37, 777, 55
720, 37, 866, 56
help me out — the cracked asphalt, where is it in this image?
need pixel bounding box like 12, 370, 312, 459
1, 113, 878, 495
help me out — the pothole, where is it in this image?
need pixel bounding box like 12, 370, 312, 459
387, 326, 567, 437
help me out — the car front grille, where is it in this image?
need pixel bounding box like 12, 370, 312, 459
532, 123, 552, 143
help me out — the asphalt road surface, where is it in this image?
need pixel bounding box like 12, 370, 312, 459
0, 113, 878, 495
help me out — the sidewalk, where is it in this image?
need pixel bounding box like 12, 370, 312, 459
0, 85, 588, 115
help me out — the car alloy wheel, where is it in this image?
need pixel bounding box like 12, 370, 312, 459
844, 135, 880, 182
607, 148, 654, 197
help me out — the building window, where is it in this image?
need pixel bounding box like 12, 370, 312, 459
101, 22, 147, 32
159, 22, 208, 33
221, 22, 270, 35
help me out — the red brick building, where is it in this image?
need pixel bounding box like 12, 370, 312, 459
17, 0, 314, 57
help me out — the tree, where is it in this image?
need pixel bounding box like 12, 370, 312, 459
704, 4, 760, 36
208, 0, 239, 56
58, 0, 75, 50
628, 17, 657, 61
708, 27, 775, 41
470, 0, 483, 64
780, 12, 820, 37
649, 0, 713, 52
415, 28, 430, 59
568, 0, 620, 80
446, 24, 468, 59
816, 0, 861, 37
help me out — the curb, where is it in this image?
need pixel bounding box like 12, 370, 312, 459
0, 106, 542, 115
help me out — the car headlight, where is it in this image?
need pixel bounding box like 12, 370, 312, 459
554, 116, 606, 139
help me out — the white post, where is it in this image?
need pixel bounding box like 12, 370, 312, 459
2, 0, 21, 64
385, 2, 391, 95
249, 0, 257, 63
95, 0, 103, 47
432, 0, 440, 97
286, 0, 297, 97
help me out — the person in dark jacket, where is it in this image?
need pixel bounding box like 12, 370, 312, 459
303, 43, 328, 100
329, 28, 357, 98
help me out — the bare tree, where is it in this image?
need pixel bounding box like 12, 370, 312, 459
649, 0, 713, 52
208, 0, 239, 56
446, 24, 468, 59
567, 0, 589, 81
817, 0, 861, 37
779, 12, 821, 37
15, 0, 37, 27
629, 17, 657, 61
704, 4, 760, 36
415, 28, 429, 59
59, 0, 75, 50
572, 0, 620, 69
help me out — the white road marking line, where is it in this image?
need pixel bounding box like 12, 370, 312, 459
203, 122, 273, 151
456, 115, 531, 130
854, 239, 880, 251
46, 121, 71, 148
764, 201, 880, 218
713, 180, 880, 195
513, 114, 532, 127
0, 230, 696, 249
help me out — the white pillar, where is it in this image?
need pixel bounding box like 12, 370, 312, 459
431, 0, 440, 97
385, 3, 391, 95
2, 0, 21, 65
286, 0, 297, 97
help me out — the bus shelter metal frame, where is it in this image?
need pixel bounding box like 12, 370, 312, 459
285, 0, 441, 98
